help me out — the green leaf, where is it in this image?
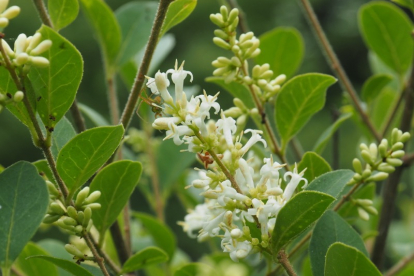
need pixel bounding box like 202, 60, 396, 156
275, 73, 337, 151
77, 103, 109, 127
33, 160, 54, 183
0, 162, 49, 271
305, 170, 354, 199
37, 239, 72, 276
256, 27, 304, 78
362, 74, 393, 103
79, 0, 121, 75
325, 242, 381, 276
310, 211, 368, 276
51, 117, 76, 159
115, 1, 158, 66
14, 242, 58, 276
313, 113, 352, 154
133, 212, 176, 260
359, 2, 413, 76
297, 152, 331, 184
392, 0, 414, 12
371, 87, 398, 130
30, 25, 83, 130
121, 246, 168, 273
49, 0, 79, 31
56, 125, 124, 197
90, 160, 142, 241
174, 263, 217, 276
160, 0, 197, 37
271, 191, 335, 256
28, 256, 94, 276
206, 76, 255, 108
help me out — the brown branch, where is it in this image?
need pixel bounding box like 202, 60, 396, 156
89, 233, 122, 275
385, 251, 414, 276
277, 250, 297, 276
109, 221, 130, 265
70, 99, 87, 132
84, 232, 110, 276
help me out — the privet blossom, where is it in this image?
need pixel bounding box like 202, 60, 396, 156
146, 61, 308, 262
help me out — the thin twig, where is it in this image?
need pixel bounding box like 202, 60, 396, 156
385, 251, 414, 276
109, 221, 130, 265
89, 233, 122, 275
298, 0, 381, 142
84, 232, 110, 276
32, 0, 54, 28
11, 267, 24, 276
403, 152, 414, 166
70, 99, 87, 132
107, 77, 120, 125
277, 250, 297, 276
381, 82, 407, 138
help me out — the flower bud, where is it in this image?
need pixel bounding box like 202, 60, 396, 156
63, 217, 78, 226
378, 139, 388, 158
228, 9, 239, 25
86, 219, 93, 232
84, 190, 101, 204
14, 34, 27, 55
274, 74, 286, 85
251, 238, 259, 245
377, 162, 395, 173
76, 211, 84, 225
30, 39, 52, 55
352, 158, 363, 174
361, 150, 372, 164
1, 40, 14, 57
46, 181, 60, 197
0, 17, 8, 28
210, 14, 224, 27
230, 16, 239, 31
75, 187, 90, 208
401, 132, 411, 143
50, 202, 65, 215
392, 142, 404, 151
74, 225, 83, 234
3, 6, 20, 20
65, 244, 84, 258
230, 56, 241, 67
360, 143, 369, 151
367, 172, 389, 182
355, 199, 373, 206
369, 143, 378, 158
83, 203, 101, 210
231, 228, 243, 238
391, 128, 399, 144
83, 207, 92, 228
27, 33, 42, 52
358, 207, 369, 221
67, 206, 78, 220
260, 70, 273, 79
220, 6, 228, 21
231, 45, 240, 54
361, 168, 371, 179
13, 91, 23, 102
386, 158, 403, 167
391, 150, 405, 158
365, 205, 378, 215
14, 53, 29, 66
224, 107, 242, 118
30, 56, 50, 68
214, 29, 228, 40
43, 214, 60, 224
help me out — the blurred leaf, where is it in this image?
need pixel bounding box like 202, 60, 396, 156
33, 160, 54, 183
0, 162, 49, 271
160, 0, 197, 37
206, 76, 255, 108
49, 0, 79, 31
90, 160, 142, 243
174, 263, 217, 276
392, 0, 414, 12
256, 27, 304, 78
77, 103, 109, 127
325, 242, 381, 276
133, 212, 176, 260
275, 73, 336, 151
297, 152, 331, 184
37, 239, 72, 276
271, 191, 335, 256
362, 74, 393, 103
310, 211, 368, 276
14, 242, 58, 276
359, 2, 413, 76
121, 247, 168, 273
313, 113, 352, 154
115, 1, 158, 66
56, 125, 124, 198
302, 256, 313, 276
30, 25, 83, 130
371, 87, 398, 130
305, 170, 354, 199
51, 117, 76, 159
28, 256, 93, 276
79, 0, 121, 76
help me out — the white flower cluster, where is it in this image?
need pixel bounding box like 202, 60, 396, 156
146, 61, 308, 262
0, 0, 20, 28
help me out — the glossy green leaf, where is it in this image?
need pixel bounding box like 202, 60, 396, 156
174, 263, 217, 276
14, 242, 58, 276
115, 1, 158, 66
325, 242, 381, 276
271, 191, 335, 256
206, 76, 255, 108
359, 2, 413, 76
0, 162, 49, 271
297, 152, 331, 184
362, 74, 393, 103
37, 239, 72, 276
392, 0, 414, 11
51, 117, 76, 159
313, 113, 352, 154
49, 0, 79, 31
256, 27, 304, 78
28, 256, 93, 276
133, 212, 176, 260
305, 170, 354, 199
160, 0, 197, 37
79, 0, 121, 75
121, 247, 168, 273
56, 125, 124, 197
30, 25, 83, 130
275, 73, 336, 151
90, 160, 142, 241
77, 103, 109, 127
310, 211, 368, 276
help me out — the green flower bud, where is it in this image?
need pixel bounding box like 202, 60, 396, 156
213, 67, 229, 76
83, 207, 92, 228
355, 199, 373, 206
13, 91, 24, 103
230, 56, 241, 67
391, 150, 405, 158
362, 168, 371, 179
240, 40, 253, 50
369, 143, 378, 159
50, 202, 65, 215
84, 190, 101, 204
210, 14, 224, 27
43, 214, 61, 224
214, 29, 228, 40
30, 40, 52, 56
239, 32, 254, 43
352, 158, 363, 174
83, 203, 101, 210
86, 219, 93, 232
391, 128, 399, 144
251, 238, 259, 246
63, 217, 78, 226
249, 48, 261, 58
65, 244, 84, 259
46, 181, 60, 197
74, 225, 83, 234
252, 65, 261, 78
231, 44, 240, 54
392, 142, 404, 151
378, 139, 388, 158
220, 6, 228, 22
75, 187, 90, 208
77, 211, 85, 225
353, 173, 362, 181
224, 107, 242, 118
230, 16, 239, 31
67, 206, 78, 219
213, 38, 231, 50
360, 143, 369, 152
386, 158, 403, 167
228, 9, 239, 25
361, 150, 373, 164
401, 132, 411, 143
377, 162, 395, 173
365, 206, 378, 215
260, 70, 273, 79
358, 207, 369, 221
367, 172, 389, 182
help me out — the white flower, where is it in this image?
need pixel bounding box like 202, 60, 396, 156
164, 123, 193, 145
152, 116, 182, 130
283, 164, 307, 201
180, 203, 210, 238
238, 158, 254, 189
192, 170, 212, 189
154, 71, 173, 105
216, 112, 237, 146
196, 90, 220, 119
221, 230, 252, 262
216, 180, 249, 206
258, 156, 284, 195
166, 60, 193, 103
247, 196, 282, 236
240, 129, 267, 156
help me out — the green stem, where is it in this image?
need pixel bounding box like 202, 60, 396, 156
84, 232, 110, 276
1, 266, 10, 276
277, 250, 297, 276
32, 0, 54, 28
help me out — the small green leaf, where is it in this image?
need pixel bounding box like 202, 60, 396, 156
90, 160, 142, 241
51, 117, 76, 159
121, 247, 168, 273
115, 1, 158, 66
174, 263, 217, 276
305, 170, 354, 199
206, 76, 255, 108
49, 0, 79, 31
56, 125, 124, 197
160, 0, 197, 37
77, 103, 109, 127
275, 73, 337, 151
133, 212, 176, 260
256, 27, 304, 78
30, 25, 83, 130
0, 162, 49, 271
14, 242, 58, 276
271, 191, 335, 256
362, 74, 393, 103
27, 256, 94, 276
310, 211, 368, 276
325, 242, 381, 276
359, 2, 413, 76
313, 113, 352, 154
297, 152, 331, 184
392, 0, 414, 12
79, 0, 122, 76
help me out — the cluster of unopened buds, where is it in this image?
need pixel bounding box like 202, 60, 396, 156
0, 0, 20, 28
0, 90, 23, 113
145, 61, 309, 262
